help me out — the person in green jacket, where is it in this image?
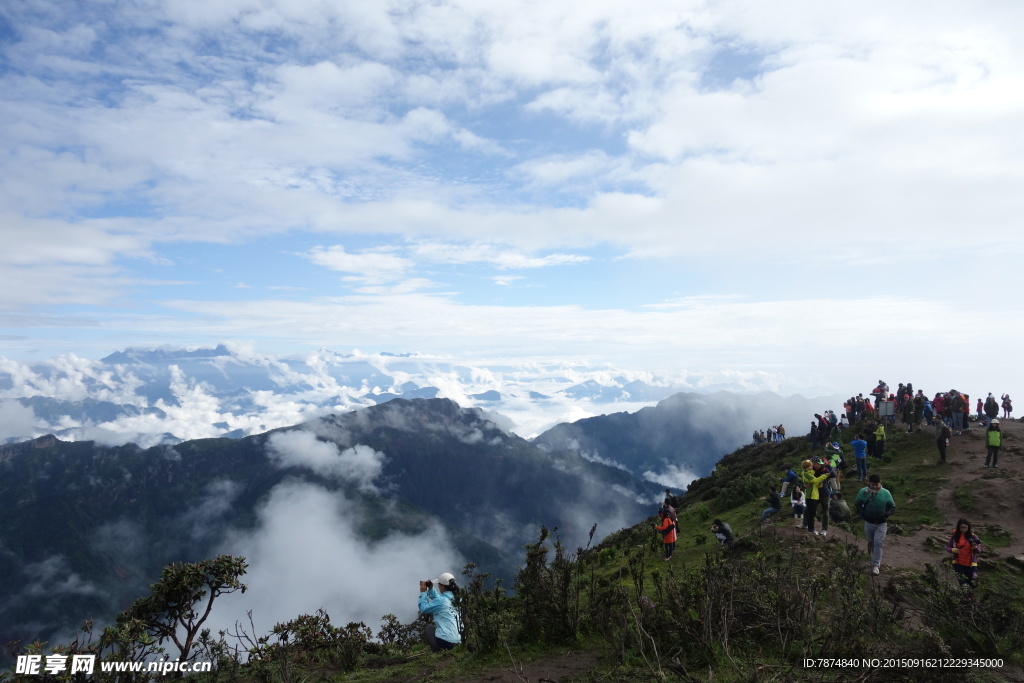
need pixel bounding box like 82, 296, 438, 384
855, 474, 896, 575
984, 420, 1002, 468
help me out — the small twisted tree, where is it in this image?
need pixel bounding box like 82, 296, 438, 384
102, 555, 248, 664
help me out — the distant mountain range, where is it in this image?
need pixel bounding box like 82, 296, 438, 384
533, 391, 844, 487
0, 379, 846, 653
0, 345, 711, 448
0, 397, 666, 652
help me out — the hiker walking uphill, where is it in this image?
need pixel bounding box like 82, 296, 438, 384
855, 475, 896, 576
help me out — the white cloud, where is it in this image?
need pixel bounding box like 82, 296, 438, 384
21, 556, 100, 599
0, 400, 38, 441
410, 242, 590, 269
208, 480, 463, 636
643, 463, 702, 490
1, 0, 1023, 419
492, 274, 523, 286
305, 246, 413, 284
267, 430, 386, 493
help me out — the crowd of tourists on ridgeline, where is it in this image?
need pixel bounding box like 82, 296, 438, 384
653, 380, 1012, 588
752, 424, 786, 443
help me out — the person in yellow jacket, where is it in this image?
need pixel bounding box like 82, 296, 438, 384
800, 459, 830, 536
984, 420, 1002, 468
874, 423, 887, 459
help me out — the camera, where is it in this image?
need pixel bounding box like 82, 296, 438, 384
424, 579, 433, 589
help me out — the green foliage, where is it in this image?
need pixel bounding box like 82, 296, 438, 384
692, 502, 712, 521
267, 609, 371, 671
901, 563, 1024, 666
29, 556, 247, 682
714, 472, 766, 511
512, 526, 585, 646
108, 555, 248, 663
375, 613, 422, 655
456, 564, 515, 653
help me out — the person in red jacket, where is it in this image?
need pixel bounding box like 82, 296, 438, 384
946, 518, 981, 589
655, 507, 677, 561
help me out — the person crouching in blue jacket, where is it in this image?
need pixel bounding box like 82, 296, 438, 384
419, 572, 462, 652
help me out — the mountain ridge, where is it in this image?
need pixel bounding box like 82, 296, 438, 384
0, 397, 663, 651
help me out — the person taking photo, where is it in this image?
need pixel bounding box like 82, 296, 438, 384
418, 572, 462, 652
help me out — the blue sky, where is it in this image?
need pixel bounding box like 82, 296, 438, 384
3, 0, 1024, 397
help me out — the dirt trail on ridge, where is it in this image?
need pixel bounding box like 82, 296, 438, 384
764, 418, 1024, 579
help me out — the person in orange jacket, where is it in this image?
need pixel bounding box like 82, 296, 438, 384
946, 518, 981, 589
655, 506, 677, 561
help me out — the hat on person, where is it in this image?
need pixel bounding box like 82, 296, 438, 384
991, 419, 1000, 425
437, 572, 456, 587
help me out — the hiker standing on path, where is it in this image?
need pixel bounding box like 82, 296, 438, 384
419, 573, 462, 652
864, 420, 878, 458
655, 507, 677, 561
984, 420, 1002, 468
1003, 394, 1013, 420
874, 422, 887, 459
855, 474, 896, 576
946, 518, 981, 589
851, 434, 868, 480
790, 486, 805, 525
950, 391, 966, 435
935, 419, 951, 463
800, 459, 830, 536
984, 394, 1000, 427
